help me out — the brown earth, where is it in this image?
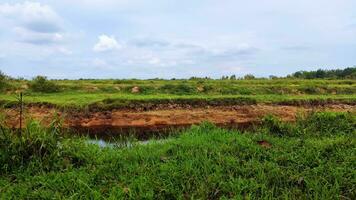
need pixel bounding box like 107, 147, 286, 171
2, 104, 355, 136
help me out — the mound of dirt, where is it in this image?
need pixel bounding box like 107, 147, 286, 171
131, 86, 140, 93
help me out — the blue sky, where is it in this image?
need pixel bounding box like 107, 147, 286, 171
0, 0, 355, 79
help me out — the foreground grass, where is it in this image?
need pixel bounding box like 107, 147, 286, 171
0, 112, 355, 199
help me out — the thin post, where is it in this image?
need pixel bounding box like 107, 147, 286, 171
19, 92, 23, 133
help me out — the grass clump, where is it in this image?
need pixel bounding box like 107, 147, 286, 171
297, 112, 355, 137
30, 76, 60, 93
262, 112, 355, 137
0, 118, 96, 174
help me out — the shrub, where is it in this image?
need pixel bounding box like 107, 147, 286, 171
160, 84, 196, 94
30, 76, 60, 93
0, 70, 10, 92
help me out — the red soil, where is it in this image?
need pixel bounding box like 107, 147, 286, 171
3, 104, 354, 134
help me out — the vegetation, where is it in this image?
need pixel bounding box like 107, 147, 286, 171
0, 68, 354, 110
290, 67, 356, 79
0, 70, 10, 92
29, 76, 60, 93
0, 112, 355, 199
0, 77, 355, 110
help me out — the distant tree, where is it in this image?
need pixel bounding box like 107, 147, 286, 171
0, 70, 6, 81
221, 76, 229, 80
269, 75, 278, 79
293, 71, 303, 78
315, 69, 326, 78
244, 74, 255, 80
230, 75, 236, 80
290, 67, 356, 79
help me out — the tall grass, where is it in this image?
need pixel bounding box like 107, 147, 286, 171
0, 118, 97, 174
0, 112, 355, 199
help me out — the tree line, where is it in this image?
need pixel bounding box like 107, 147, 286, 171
288, 67, 356, 79
0, 67, 355, 85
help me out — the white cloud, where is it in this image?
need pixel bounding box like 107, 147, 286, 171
0, 2, 65, 46
14, 27, 64, 45
0, 2, 62, 33
93, 35, 123, 52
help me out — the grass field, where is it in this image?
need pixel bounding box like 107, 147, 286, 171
1, 79, 356, 110
0, 112, 355, 199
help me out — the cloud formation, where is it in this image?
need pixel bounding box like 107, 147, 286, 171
0, 0, 355, 78
0, 2, 63, 45
93, 35, 123, 52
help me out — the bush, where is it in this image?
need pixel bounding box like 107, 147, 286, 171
0, 70, 10, 92
30, 76, 60, 93
160, 84, 196, 94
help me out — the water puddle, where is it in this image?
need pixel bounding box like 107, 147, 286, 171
87, 137, 172, 148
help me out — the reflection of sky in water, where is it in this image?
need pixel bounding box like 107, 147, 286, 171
87, 138, 171, 148
88, 139, 112, 148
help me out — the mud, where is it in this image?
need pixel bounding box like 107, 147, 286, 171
2, 104, 355, 137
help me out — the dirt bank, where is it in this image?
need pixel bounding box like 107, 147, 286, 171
3, 103, 355, 136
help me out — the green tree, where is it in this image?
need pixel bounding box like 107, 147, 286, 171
244, 74, 255, 80
229, 75, 236, 80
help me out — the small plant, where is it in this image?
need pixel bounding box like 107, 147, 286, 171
30, 76, 60, 93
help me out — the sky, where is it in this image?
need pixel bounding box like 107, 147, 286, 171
0, 0, 355, 79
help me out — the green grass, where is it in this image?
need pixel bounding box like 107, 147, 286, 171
1, 92, 356, 111
1, 112, 355, 199
1, 78, 355, 110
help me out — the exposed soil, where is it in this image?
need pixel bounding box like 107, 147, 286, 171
3, 104, 355, 137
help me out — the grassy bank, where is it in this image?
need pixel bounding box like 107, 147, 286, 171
1, 93, 356, 111
1, 112, 355, 199
1, 78, 355, 110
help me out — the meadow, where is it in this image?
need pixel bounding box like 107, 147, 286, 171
0, 112, 355, 199
1, 78, 355, 110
